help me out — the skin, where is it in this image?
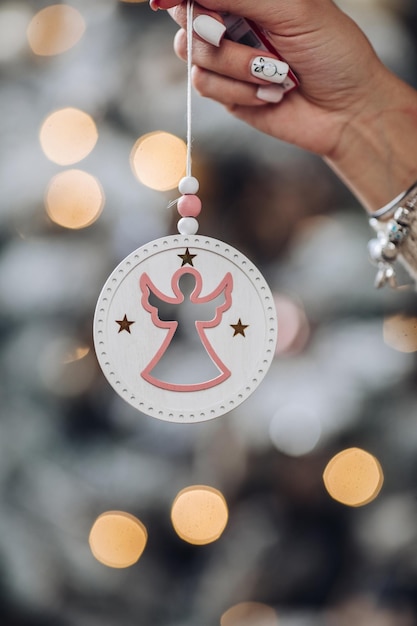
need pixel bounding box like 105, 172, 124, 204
151, 0, 417, 212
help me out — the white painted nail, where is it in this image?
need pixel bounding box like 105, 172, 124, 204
193, 15, 226, 47
251, 56, 289, 84
256, 85, 285, 104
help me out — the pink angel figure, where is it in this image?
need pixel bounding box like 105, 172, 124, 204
140, 266, 233, 391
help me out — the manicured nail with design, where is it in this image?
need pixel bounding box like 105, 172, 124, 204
193, 15, 226, 47
256, 85, 285, 104
251, 56, 289, 84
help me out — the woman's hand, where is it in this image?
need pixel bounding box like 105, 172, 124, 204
152, 0, 389, 157
152, 0, 417, 211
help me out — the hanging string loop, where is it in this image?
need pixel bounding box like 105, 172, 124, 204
186, 0, 194, 177
176, 0, 200, 236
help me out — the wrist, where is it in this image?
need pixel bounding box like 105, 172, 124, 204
324, 68, 417, 213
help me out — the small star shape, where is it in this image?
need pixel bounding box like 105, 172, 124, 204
230, 318, 249, 337
116, 314, 135, 334
178, 247, 196, 267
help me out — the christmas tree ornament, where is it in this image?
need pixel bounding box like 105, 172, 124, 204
93, 1, 278, 423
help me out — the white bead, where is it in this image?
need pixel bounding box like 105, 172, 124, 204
178, 176, 199, 195
177, 217, 199, 235
368, 238, 382, 261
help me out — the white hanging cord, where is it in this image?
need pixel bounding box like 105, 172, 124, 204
167, 0, 196, 212
186, 0, 194, 177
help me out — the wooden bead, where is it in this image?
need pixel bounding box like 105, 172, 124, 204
178, 176, 199, 195
177, 217, 199, 235
177, 194, 202, 217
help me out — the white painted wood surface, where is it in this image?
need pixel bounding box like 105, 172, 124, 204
93, 235, 278, 423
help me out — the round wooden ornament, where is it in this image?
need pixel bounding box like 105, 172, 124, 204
93, 235, 277, 423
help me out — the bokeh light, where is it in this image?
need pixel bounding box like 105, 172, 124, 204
130, 131, 187, 191
274, 293, 310, 356
39, 337, 95, 398
323, 447, 384, 507
171, 485, 228, 545
89, 511, 148, 568
383, 314, 417, 353
62, 345, 90, 363
0, 3, 32, 62
40, 108, 98, 166
45, 170, 104, 229
221, 602, 279, 626
269, 404, 321, 457
27, 4, 85, 56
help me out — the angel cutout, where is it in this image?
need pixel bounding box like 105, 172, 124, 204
140, 266, 233, 391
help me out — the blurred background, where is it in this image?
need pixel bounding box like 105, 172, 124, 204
1, 0, 417, 624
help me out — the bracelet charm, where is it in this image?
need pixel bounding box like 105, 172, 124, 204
368, 183, 417, 289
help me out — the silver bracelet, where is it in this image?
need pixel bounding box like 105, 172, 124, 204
368, 180, 417, 289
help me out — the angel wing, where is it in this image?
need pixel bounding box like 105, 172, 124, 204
139, 272, 181, 330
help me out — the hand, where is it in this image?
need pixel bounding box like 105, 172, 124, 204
152, 0, 390, 158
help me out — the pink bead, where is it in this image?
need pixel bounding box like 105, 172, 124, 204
177, 194, 202, 217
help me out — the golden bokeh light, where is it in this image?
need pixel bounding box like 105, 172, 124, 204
27, 4, 85, 56
383, 314, 417, 353
171, 485, 228, 545
323, 447, 384, 507
39, 338, 95, 398
40, 108, 98, 166
45, 169, 104, 229
221, 602, 279, 626
62, 344, 90, 364
89, 511, 148, 569
130, 131, 187, 191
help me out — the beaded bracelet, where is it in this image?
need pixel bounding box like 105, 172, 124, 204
368, 180, 417, 289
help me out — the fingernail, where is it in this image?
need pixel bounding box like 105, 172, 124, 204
251, 56, 289, 84
149, 0, 160, 11
256, 85, 285, 103
193, 15, 226, 47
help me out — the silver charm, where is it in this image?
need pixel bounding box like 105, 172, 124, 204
394, 206, 412, 226
374, 262, 397, 289
368, 202, 415, 289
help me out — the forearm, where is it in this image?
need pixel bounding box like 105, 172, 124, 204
324, 69, 417, 214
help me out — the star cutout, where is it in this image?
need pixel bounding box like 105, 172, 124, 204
116, 314, 135, 334
178, 247, 197, 267
230, 318, 249, 337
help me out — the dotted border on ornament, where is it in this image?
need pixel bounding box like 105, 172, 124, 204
93, 235, 277, 423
